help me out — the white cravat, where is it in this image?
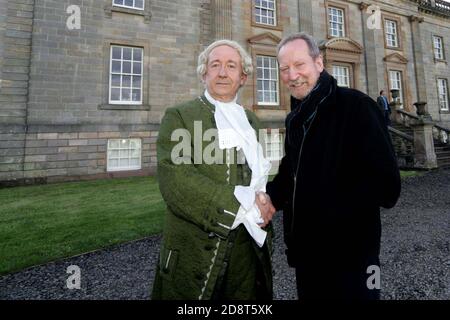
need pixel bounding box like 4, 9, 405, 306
204, 90, 271, 247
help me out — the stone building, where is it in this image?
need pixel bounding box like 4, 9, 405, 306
0, 0, 449, 185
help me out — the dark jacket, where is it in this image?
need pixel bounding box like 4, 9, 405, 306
152, 96, 273, 300
266, 71, 401, 299
377, 95, 391, 113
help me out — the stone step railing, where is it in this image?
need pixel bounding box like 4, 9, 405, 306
388, 126, 415, 168
394, 108, 450, 145
389, 98, 437, 169
395, 109, 419, 127
432, 124, 450, 145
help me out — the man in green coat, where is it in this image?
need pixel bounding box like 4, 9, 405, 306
151, 40, 276, 300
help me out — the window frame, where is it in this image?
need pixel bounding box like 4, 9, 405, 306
251, 0, 282, 31
325, 1, 350, 39
263, 129, 284, 162
433, 35, 446, 61
388, 69, 405, 109
107, 138, 142, 172
256, 55, 280, 107
254, 0, 277, 27
112, 0, 144, 11
99, 39, 150, 111
382, 15, 403, 51
105, 0, 152, 23
109, 45, 144, 105
331, 64, 351, 88
328, 6, 345, 38
437, 78, 449, 112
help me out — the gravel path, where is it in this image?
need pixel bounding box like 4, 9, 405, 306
0, 169, 448, 300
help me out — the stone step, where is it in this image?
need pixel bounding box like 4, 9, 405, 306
436, 155, 450, 161
437, 161, 450, 169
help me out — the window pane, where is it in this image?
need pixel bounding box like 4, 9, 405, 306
119, 158, 130, 167
135, 0, 144, 9
257, 68, 262, 79
133, 62, 142, 75
132, 89, 141, 101
130, 158, 140, 166
270, 81, 277, 91
109, 140, 120, 149
133, 76, 141, 88
131, 149, 140, 157
110, 150, 120, 158
112, 47, 121, 60
271, 69, 277, 79
120, 139, 129, 148
123, 48, 132, 61
112, 61, 121, 73
121, 88, 131, 101
111, 88, 120, 101
120, 149, 130, 158
109, 159, 119, 167
122, 75, 131, 87
133, 48, 142, 61
257, 91, 263, 102
111, 74, 121, 87
130, 140, 138, 149
122, 61, 131, 73
125, 0, 133, 7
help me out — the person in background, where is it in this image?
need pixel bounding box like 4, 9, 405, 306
377, 90, 392, 126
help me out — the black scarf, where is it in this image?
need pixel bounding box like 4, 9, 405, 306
285, 70, 337, 162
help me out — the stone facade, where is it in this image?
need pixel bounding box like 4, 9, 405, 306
0, 0, 449, 184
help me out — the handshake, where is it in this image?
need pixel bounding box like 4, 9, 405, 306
255, 191, 276, 228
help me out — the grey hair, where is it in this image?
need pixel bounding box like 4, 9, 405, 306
277, 32, 321, 59
197, 40, 253, 79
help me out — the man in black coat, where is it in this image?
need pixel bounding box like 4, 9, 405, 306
263, 33, 401, 300
377, 90, 392, 126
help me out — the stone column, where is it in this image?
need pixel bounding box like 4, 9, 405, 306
212, 0, 232, 40
298, 0, 313, 35
409, 15, 428, 105
411, 118, 438, 169
359, 2, 380, 98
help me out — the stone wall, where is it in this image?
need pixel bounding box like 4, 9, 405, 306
0, 0, 449, 184
0, 0, 35, 183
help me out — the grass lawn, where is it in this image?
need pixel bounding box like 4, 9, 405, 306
0, 169, 424, 276
400, 170, 425, 179
0, 176, 165, 276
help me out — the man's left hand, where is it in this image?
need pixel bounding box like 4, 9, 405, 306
255, 191, 276, 228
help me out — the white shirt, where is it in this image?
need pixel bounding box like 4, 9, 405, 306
204, 90, 271, 247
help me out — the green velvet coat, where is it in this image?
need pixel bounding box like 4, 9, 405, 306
151, 95, 273, 300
